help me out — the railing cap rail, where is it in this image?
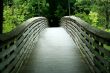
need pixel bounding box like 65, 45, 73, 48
0, 17, 46, 44
61, 16, 110, 40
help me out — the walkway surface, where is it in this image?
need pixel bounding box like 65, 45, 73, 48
19, 27, 91, 73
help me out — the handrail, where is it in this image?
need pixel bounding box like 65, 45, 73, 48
0, 17, 47, 44
61, 16, 110, 73
0, 17, 48, 73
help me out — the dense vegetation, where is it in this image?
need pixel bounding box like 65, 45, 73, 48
74, 0, 110, 32
3, 0, 110, 33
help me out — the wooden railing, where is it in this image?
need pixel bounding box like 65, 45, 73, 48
0, 17, 48, 73
61, 16, 110, 73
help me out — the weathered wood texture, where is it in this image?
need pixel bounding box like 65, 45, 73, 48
60, 16, 110, 73
0, 17, 48, 73
18, 27, 91, 73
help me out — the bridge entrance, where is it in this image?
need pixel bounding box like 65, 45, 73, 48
18, 27, 91, 73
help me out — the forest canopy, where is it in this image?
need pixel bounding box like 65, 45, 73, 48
2, 0, 110, 33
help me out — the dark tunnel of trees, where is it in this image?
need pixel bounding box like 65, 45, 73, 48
1, 0, 110, 33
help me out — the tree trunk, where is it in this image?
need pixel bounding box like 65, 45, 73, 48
105, 5, 109, 29
46, 0, 60, 27
0, 0, 3, 34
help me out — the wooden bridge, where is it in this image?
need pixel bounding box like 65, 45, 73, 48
0, 16, 110, 73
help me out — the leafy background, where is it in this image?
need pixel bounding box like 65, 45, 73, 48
3, 0, 110, 33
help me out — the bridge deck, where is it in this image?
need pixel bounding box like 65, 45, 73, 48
19, 27, 91, 73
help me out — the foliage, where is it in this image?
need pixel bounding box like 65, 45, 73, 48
89, 11, 98, 27
95, 0, 110, 29
3, 1, 29, 33
55, 5, 66, 19
3, 6, 16, 33
75, 12, 90, 23
3, 0, 110, 33
74, 0, 110, 32
3, 0, 47, 33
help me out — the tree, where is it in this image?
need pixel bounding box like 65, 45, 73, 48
46, 0, 69, 27
46, 0, 58, 26
74, 0, 91, 14
95, 0, 110, 28
0, 0, 3, 34
3, 0, 49, 33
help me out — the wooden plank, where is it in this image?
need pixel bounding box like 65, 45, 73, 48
94, 57, 109, 73
63, 24, 95, 73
